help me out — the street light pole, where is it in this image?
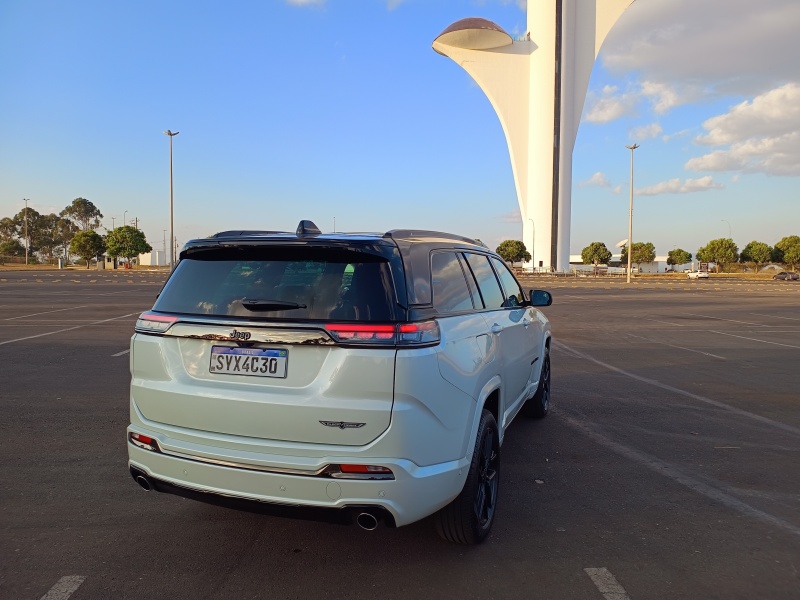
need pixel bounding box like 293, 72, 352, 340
123, 210, 128, 229
721, 219, 732, 239
625, 144, 640, 284
164, 130, 180, 270
111, 217, 116, 230
23, 199, 29, 265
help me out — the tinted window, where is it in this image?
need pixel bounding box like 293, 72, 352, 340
491, 258, 525, 307
464, 253, 505, 309
154, 246, 396, 322
431, 252, 474, 313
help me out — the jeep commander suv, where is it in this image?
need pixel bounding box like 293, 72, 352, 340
128, 220, 552, 544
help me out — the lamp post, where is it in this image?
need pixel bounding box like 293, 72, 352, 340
625, 144, 640, 284
721, 219, 732, 239
23, 199, 29, 265
164, 130, 179, 270
111, 217, 116, 230
123, 211, 128, 229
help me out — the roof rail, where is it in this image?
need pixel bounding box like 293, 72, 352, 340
384, 229, 483, 246
211, 230, 287, 238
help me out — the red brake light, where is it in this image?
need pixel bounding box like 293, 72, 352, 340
339, 464, 394, 474
129, 431, 160, 452
324, 321, 440, 346
135, 312, 178, 334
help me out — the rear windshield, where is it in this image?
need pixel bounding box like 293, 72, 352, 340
153, 246, 398, 322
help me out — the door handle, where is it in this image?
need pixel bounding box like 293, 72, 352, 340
490, 324, 503, 334
522, 319, 530, 328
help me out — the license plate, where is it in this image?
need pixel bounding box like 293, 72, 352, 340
209, 346, 288, 378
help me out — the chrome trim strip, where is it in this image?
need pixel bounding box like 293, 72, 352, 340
162, 449, 330, 477
158, 448, 396, 480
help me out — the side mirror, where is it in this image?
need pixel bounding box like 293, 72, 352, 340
528, 289, 552, 307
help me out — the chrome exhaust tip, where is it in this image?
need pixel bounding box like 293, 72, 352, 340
356, 512, 379, 531
135, 475, 152, 491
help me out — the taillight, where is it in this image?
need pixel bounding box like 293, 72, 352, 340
129, 431, 160, 452
324, 321, 440, 346
135, 311, 178, 334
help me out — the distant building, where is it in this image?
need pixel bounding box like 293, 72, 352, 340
139, 250, 167, 267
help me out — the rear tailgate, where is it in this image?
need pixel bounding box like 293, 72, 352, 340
131, 322, 395, 446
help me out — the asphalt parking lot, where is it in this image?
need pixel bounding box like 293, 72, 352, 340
1, 270, 799, 599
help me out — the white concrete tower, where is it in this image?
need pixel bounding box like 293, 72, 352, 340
433, 0, 635, 271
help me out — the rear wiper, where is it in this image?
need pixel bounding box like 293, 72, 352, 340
239, 298, 307, 311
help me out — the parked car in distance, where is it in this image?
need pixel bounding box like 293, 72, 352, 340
127, 220, 553, 544
773, 271, 799, 281
687, 270, 709, 279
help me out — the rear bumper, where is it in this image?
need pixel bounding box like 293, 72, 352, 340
127, 438, 470, 527
129, 465, 394, 526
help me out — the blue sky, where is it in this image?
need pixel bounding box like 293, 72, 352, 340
1, 0, 797, 258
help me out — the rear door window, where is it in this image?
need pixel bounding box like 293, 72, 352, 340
154, 246, 397, 322
431, 252, 475, 313
463, 253, 505, 309
491, 258, 525, 307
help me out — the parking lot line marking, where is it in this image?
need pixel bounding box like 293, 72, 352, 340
112, 349, 130, 357
4, 305, 88, 321
644, 318, 688, 327
627, 334, 726, 360
553, 341, 800, 438
584, 568, 631, 600
565, 414, 800, 540
0, 312, 141, 346
39, 575, 86, 600
708, 330, 800, 349
751, 312, 800, 321
683, 312, 767, 326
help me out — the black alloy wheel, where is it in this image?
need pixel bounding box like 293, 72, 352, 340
435, 409, 500, 544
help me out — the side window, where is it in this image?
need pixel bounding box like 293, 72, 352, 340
431, 252, 475, 313
464, 253, 505, 309
491, 258, 525, 308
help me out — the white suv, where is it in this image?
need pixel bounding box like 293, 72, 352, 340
127, 221, 552, 544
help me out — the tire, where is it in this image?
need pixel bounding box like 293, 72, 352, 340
522, 349, 550, 418
435, 409, 500, 545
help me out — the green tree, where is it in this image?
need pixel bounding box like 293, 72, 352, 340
739, 241, 773, 272
667, 248, 692, 268
697, 238, 739, 273
0, 217, 19, 242
774, 235, 800, 270
60, 198, 103, 231
495, 240, 531, 265
69, 230, 106, 268
0, 239, 25, 257
619, 242, 655, 270
106, 226, 152, 264
11, 207, 45, 256
630, 242, 656, 271
581, 241, 612, 266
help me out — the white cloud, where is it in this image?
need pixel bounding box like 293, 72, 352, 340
640, 81, 680, 114
686, 83, 800, 176
602, 0, 800, 96
687, 132, 800, 176
636, 176, 724, 196
630, 122, 662, 141
580, 172, 612, 188
696, 83, 800, 145
501, 209, 521, 223
584, 86, 638, 124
